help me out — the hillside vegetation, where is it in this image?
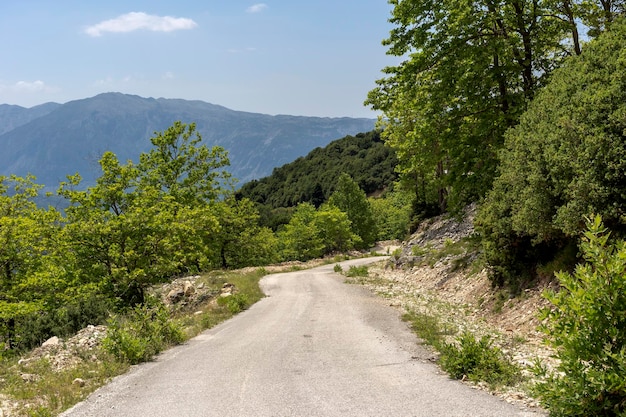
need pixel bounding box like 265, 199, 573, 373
236, 130, 397, 208
365, 3, 626, 414
0, 121, 410, 356
1, 2, 626, 415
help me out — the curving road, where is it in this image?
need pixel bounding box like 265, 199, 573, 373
62, 257, 543, 416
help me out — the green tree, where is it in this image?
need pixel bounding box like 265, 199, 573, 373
0, 176, 69, 349
328, 173, 377, 248
59, 122, 230, 306
477, 20, 626, 287
580, 0, 626, 36
535, 216, 626, 415
313, 204, 361, 253
278, 203, 325, 261
210, 198, 279, 269
370, 187, 413, 241
137, 121, 232, 205
366, 0, 577, 213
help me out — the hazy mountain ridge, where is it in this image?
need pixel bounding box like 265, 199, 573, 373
0, 93, 375, 190
0, 102, 61, 135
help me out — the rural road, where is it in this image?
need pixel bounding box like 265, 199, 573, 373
62, 257, 543, 416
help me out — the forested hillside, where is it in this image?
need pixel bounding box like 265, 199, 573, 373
366, 1, 626, 413
236, 130, 398, 208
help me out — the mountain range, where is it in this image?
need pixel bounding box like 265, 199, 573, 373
0, 93, 375, 191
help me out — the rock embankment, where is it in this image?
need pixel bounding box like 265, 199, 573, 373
350, 204, 555, 410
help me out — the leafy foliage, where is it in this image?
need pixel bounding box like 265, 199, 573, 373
0, 175, 72, 350
344, 265, 369, 278
328, 173, 378, 248
58, 123, 231, 305
313, 204, 361, 253
236, 130, 397, 209
477, 20, 626, 287
209, 198, 279, 269
216, 294, 250, 314
534, 216, 626, 415
365, 0, 578, 214
102, 299, 184, 364
369, 187, 412, 240
439, 332, 521, 389
277, 203, 325, 261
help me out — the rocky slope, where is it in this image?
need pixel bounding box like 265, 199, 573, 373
350, 205, 556, 411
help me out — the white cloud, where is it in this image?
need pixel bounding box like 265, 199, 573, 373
0, 80, 53, 93
15, 80, 47, 92
246, 3, 268, 13
85, 12, 197, 37
94, 76, 114, 86
0, 80, 60, 105
162, 71, 175, 80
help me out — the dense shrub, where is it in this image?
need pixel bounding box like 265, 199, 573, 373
216, 294, 249, 314
345, 265, 369, 278
477, 20, 626, 289
16, 293, 112, 351
439, 332, 521, 388
102, 299, 184, 364
534, 216, 626, 415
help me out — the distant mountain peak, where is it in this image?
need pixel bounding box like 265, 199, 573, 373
0, 94, 375, 190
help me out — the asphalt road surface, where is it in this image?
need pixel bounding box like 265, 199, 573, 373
61, 257, 543, 417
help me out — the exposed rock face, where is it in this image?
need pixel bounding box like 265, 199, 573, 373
392, 203, 476, 269
161, 275, 214, 309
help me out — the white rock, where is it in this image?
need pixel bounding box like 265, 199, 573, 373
41, 336, 60, 348
183, 281, 195, 296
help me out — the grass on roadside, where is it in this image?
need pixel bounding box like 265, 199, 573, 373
0, 267, 270, 417
0, 352, 129, 417
402, 310, 522, 390
344, 265, 369, 278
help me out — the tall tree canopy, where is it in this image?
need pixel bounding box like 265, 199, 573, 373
477, 18, 626, 287
328, 173, 378, 248
366, 0, 591, 213
59, 123, 232, 305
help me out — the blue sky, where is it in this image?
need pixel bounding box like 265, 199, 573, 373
0, 1, 397, 117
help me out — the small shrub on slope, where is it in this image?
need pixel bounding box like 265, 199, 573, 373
439, 332, 521, 389
345, 265, 369, 277
534, 215, 626, 416
102, 299, 184, 364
